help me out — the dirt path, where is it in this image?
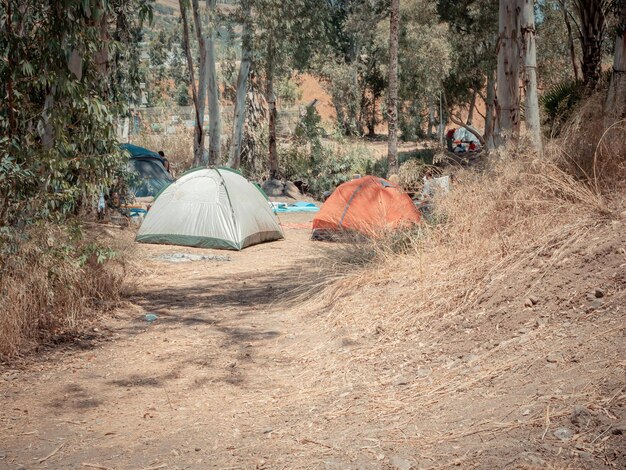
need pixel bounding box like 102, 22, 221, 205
2, 212, 625, 470
0, 213, 353, 469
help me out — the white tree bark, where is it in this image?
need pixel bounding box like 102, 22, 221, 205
180, 0, 204, 167
484, 68, 496, 151
496, 0, 520, 146
387, 0, 399, 174
228, 0, 253, 169
206, 0, 222, 166
427, 94, 434, 139
266, 38, 278, 180
519, 0, 542, 153
191, 0, 208, 167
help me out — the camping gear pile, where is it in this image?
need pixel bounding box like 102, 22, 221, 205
446, 127, 481, 153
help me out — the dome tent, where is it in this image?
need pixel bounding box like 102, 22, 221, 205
312, 176, 420, 239
136, 168, 283, 250
120, 143, 173, 198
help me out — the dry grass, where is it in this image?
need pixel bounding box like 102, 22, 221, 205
554, 93, 626, 193
0, 224, 130, 360
130, 129, 195, 176
286, 104, 626, 465
313, 142, 613, 331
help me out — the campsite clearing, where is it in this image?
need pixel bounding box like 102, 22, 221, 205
1, 212, 625, 469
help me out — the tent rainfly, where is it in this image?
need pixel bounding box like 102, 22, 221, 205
312, 175, 421, 239
136, 168, 284, 250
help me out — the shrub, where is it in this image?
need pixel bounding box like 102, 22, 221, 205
0, 224, 128, 359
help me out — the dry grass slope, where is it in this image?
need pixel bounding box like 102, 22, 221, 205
296, 124, 626, 467
0, 225, 130, 360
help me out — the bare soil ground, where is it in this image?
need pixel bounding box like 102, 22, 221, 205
1, 211, 625, 469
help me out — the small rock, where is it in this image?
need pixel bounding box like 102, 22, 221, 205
546, 352, 562, 363
416, 367, 431, 378
594, 288, 605, 298
587, 298, 604, 312
389, 455, 412, 470
393, 376, 409, 386
554, 427, 573, 440
525, 296, 539, 307
283, 181, 301, 199
570, 405, 593, 428
576, 451, 594, 461
144, 313, 159, 323
611, 423, 626, 435
522, 409, 531, 416
194, 447, 201, 452
262, 427, 273, 434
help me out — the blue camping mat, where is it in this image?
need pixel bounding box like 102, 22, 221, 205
270, 201, 320, 213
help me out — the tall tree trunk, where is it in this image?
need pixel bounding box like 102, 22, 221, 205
573, 0, 608, 88
496, 0, 520, 146
368, 95, 377, 137
438, 92, 445, 145
560, 0, 580, 81
387, 0, 399, 174
267, 39, 278, 180
485, 68, 496, 150
519, 0, 542, 153
605, 5, 626, 127
206, 0, 221, 166
180, 0, 204, 166
191, 0, 208, 167
427, 95, 435, 138
227, 0, 252, 169
466, 90, 477, 125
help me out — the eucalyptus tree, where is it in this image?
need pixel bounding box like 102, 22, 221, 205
0, 0, 152, 226
227, 0, 253, 169
496, 0, 521, 143
253, 0, 327, 179
388, 0, 399, 174
519, 0, 542, 152
179, 0, 207, 166
437, 0, 498, 147
206, 0, 222, 165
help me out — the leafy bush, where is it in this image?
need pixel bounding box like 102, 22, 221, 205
279, 107, 373, 197
540, 79, 584, 136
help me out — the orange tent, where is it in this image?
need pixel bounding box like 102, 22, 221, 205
312, 176, 421, 238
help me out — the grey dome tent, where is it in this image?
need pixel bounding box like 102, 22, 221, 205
136, 168, 284, 250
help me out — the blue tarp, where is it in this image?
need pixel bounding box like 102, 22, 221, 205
271, 201, 320, 213
120, 143, 164, 162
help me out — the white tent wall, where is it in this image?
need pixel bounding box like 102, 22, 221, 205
136, 168, 283, 250
218, 169, 285, 248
